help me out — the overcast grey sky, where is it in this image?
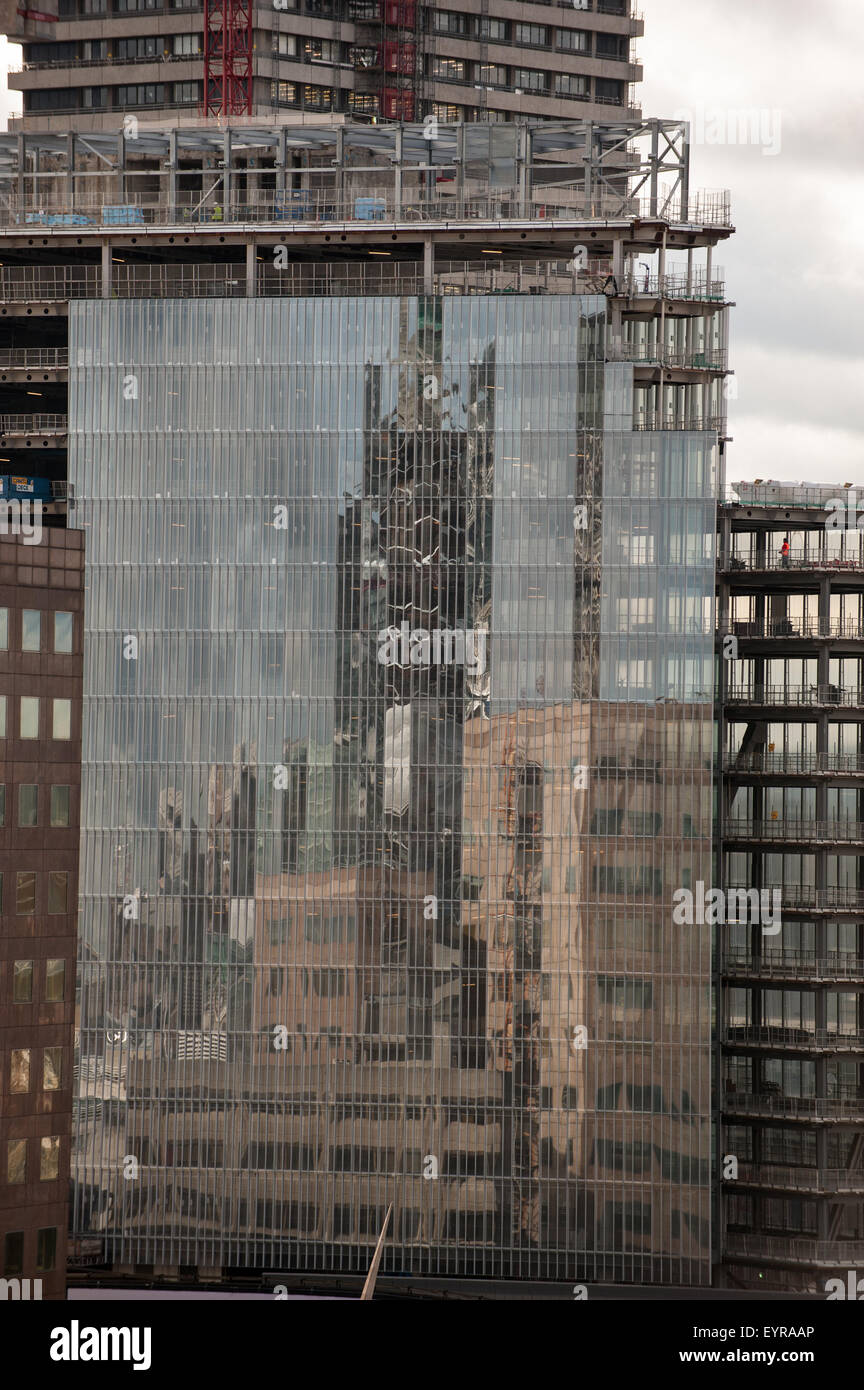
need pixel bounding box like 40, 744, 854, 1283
641, 0, 864, 485
2, 3, 861, 486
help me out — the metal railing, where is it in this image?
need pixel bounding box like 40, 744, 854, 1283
0, 347, 68, 368
723, 818, 864, 842
732, 1164, 864, 1192
723, 751, 864, 774
723, 549, 864, 573
0, 266, 100, 299
725, 884, 864, 910
724, 685, 864, 707
0, 187, 733, 230
633, 413, 726, 432
724, 1026, 864, 1048
722, 951, 864, 979
723, 1093, 864, 1120
724, 1234, 864, 1264
725, 484, 855, 510
725, 617, 864, 639
0, 413, 68, 433
608, 343, 728, 369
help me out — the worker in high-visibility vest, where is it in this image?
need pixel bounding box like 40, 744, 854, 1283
211, 203, 223, 223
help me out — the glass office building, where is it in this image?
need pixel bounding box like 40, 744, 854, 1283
69, 294, 717, 1285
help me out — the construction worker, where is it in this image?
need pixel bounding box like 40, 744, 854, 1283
780, 536, 791, 568
211, 202, 223, 223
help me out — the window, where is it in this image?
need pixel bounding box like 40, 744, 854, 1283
271, 81, 299, 106
46, 959, 66, 1001
556, 28, 589, 51
50, 785, 72, 827
174, 81, 201, 102
0, 784, 5, 825
53, 612, 73, 653
52, 699, 71, 739
13, 959, 33, 1001
434, 10, 468, 34
116, 84, 166, 105
555, 73, 588, 98
16, 874, 36, 915
476, 17, 507, 40
596, 33, 627, 60
274, 32, 296, 55
475, 64, 507, 87
7, 1139, 27, 1183
82, 87, 107, 108
10, 1049, 30, 1093
18, 784, 38, 827
3, 1232, 24, 1277
304, 38, 340, 62
43, 1048, 62, 1091
173, 33, 201, 55
432, 57, 466, 81
40, 1135, 60, 1181
20, 696, 39, 738
36, 1228, 57, 1272
0, 607, 7, 648
303, 85, 333, 110
513, 68, 546, 93
514, 23, 548, 46
48, 873, 69, 914
595, 76, 624, 104
116, 35, 159, 59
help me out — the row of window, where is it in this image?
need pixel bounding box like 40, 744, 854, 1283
432, 13, 629, 61
430, 57, 623, 100
0, 697, 73, 740
8, 1047, 64, 1093
0, 609, 74, 654
10, 959, 67, 999
3, 1228, 57, 1276
28, 34, 202, 62
5, 1135, 62, 1185
0, 784, 74, 828
27, 83, 201, 111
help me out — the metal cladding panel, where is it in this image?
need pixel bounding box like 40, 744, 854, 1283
68, 296, 715, 1284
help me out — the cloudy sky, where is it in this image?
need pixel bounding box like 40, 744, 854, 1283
641, 0, 864, 485
1, 2, 861, 486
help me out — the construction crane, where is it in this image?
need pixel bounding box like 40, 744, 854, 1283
203, 0, 253, 118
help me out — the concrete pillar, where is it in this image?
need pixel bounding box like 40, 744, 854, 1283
423, 238, 434, 294
222, 129, 232, 218
394, 125, 403, 219
246, 242, 256, 298
101, 240, 112, 299
167, 129, 178, 214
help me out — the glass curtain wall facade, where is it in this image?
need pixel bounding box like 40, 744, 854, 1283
69, 295, 716, 1284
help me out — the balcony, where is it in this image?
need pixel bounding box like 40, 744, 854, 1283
723, 1026, 864, 1053
0, 413, 68, 445
724, 1234, 864, 1267
0, 186, 733, 230
724, 684, 864, 708
723, 751, 864, 775
722, 1092, 864, 1122
722, 949, 864, 982
725, 884, 864, 912
609, 343, 728, 370
725, 617, 864, 640
729, 1164, 864, 1195
722, 548, 864, 575
723, 818, 864, 845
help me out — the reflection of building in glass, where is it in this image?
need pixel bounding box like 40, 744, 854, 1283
69, 289, 720, 1286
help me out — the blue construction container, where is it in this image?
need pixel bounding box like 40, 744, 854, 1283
354, 196, 387, 221
102, 205, 146, 226
0, 475, 53, 501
